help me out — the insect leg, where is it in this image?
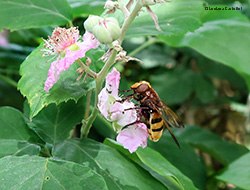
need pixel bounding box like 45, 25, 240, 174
117, 93, 136, 103
123, 106, 149, 112
123, 120, 148, 128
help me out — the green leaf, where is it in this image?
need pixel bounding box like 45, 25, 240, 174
105, 138, 190, 190
216, 152, 250, 190
18, 44, 102, 118
104, 138, 201, 190
147, 134, 207, 190
178, 126, 249, 165
194, 74, 217, 103
125, 0, 203, 38
136, 147, 198, 190
0, 155, 108, 190
135, 44, 176, 69
53, 138, 167, 190
150, 68, 195, 105
0, 140, 40, 158
160, 8, 250, 90
25, 99, 85, 145
67, 0, 106, 17
0, 107, 38, 141
0, 0, 72, 31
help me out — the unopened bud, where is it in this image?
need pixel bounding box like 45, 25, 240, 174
93, 17, 121, 44
84, 15, 102, 33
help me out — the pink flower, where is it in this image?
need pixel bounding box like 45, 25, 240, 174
110, 101, 137, 127
117, 123, 149, 153
97, 68, 137, 127
42, 27, 100, 93
97, 68, 150, 153
105, 67, 120, 97
97, 87, 115, 118
97, 68, 120, 120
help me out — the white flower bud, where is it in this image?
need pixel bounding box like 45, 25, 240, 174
92, 17, 121, 44
84, 15, 102, 33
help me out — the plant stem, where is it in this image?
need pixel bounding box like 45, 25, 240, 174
119, 0, 143, 43
81, 50, 118, 138
81, 0, 144, 138
84, 89, 92, 120
75, 59, 97, 78
0, 74, 18, 88
118, 0, 129, 18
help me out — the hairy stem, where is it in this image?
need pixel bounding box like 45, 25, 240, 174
119, 0, 143, 43
76, 59, 97, 78
84, 89, 92, 120
118, 0, 129, 18
81, 50, 117, 138
81, 0, 144, 138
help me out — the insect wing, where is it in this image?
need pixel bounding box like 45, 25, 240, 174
158, 102, 184, 128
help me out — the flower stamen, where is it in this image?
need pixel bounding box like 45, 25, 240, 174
41, 27, 80, 56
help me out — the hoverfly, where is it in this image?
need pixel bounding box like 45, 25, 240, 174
122, 81, 184, 148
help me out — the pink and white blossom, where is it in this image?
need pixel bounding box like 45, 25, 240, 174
97, 87, 117, 119
117, 123, 149, 153
97, 67, 137, 127
110, 101, 137, 127
105, 67, 120, 97
97, 68, 150, 153
42, 27, 100, 93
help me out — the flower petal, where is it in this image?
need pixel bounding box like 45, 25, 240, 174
44, 50, 81, 93
44, 58, 60, 93
105, 67, 120, 97
97, 88, 110, 118
82, 31, 100, 50
110, 102, 124, 121
110, 101, 137, 127
44, 30, 101, 93
117, 123, 149, 153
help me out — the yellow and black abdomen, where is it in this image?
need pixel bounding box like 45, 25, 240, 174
148, 112, 164, 142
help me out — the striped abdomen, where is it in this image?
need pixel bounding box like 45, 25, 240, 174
148, 112, 164, 142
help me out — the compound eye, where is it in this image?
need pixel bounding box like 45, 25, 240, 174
137, 83, 149, 93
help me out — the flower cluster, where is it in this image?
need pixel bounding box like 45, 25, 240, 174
98, 68, 149, 153
41, 27, 100, 93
